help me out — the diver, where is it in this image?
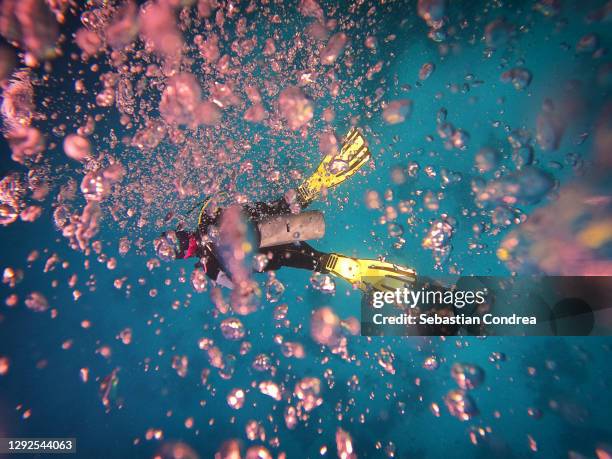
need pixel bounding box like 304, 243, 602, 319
154, 128, 417, 292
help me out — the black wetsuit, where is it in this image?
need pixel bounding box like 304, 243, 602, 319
180, 196, 328, 283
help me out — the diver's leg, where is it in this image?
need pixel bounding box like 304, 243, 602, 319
297, 127, 371, 207
322, 252, 417, 292
258, 242, 327, 272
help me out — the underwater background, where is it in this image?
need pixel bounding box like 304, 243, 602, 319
0, 0, 611, 457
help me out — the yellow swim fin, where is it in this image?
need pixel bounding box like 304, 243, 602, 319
324, 253, 417, 292
297, 127, 371, 207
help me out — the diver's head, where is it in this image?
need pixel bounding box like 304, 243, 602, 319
154, 230, 190, 261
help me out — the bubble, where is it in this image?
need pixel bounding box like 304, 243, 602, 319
284, 406, 298, 430
450, 363, 485, 390
419, 62, 435, 81
6, 126, 45, 163
310, 273, 336, 294
450, 128, 469, 149
1, 0, 59, 63
491, 206, 514, 227
265, 273, 285, 303
576, 33, 599, 54
131, 120, 166, 150
159, 74, 202, 126
1, 70, 34, 131
96, 88, 115, 107
320, 32, 347, 65
215, 440, 241, 459
220, 318, 245, 340
382, 100, 412, 125
75, 28, 102, 56
63, 134, 91, 162
500, 68, 532, 90
444, 389, 478, 421
245, 420, 265, 442
24, 291, 48, 312
484, 19, 514, 48
116, 78, 135, 115
294, 377, 322, 412
227, 388, 245, 409
99, 368, 120, 410
157, 442, 199, 459
190, 267, 208, 293
512, 146, 534, 170
118, 237, 131, 256
281, 341, 305, 358
335, 428, 357, 459
278, 86, 313, 130
172, 355, 188, 378
105, 1, 139, 50
258, 381, 282, 401
118, 328, 132, 345
418, 0, 446, 25
423, 217, 454, 250
387, 222, 404, 237
245, 446, 272, 459
0, 356, 10, 375
536, 110, 562, 151
252, 353, 272, 372
488, 352, 506, 363
365, 190, 382, 209
298, 0, 325, 22
311, 307, 344, 347
139, 0, 183, 61
534, 0, 561, 17
0, 202, 20, 226
423, 355, 440, 370
252, 254, 269, 272
475, 167, 554, 207
378, 349, 396, 375
475, 147, 498, 173
81, 172, 110, 202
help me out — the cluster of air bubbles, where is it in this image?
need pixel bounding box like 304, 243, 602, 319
0, 173, 26, 226
422, 215, 455, 266
450, 363, 485, 390
500, 68, 532, 91
436, 109, 470, 150
417, 0, 448, 42
309, 272, 336, 294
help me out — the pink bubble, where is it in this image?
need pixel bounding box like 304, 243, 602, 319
320, 32, 347, 65
278, 86, 313, 130
244, 104, 267, 123
63, 134, 91, 161
103, 163, 125, 184
139, 0, 183, 62
105, 0, 139, 50
196, 101, 222, 126
20, 205, 42, 222
25, 291, 49, 312
159, 73, 202, 126
75, 28, 102, 56
382, 99, 413, 125
7, 126, 45, 163
298, 0, 325, 22
335, 428, 357, 459
1, 70, 35, 131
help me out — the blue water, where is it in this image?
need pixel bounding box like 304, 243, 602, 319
1, 0, 612, 458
